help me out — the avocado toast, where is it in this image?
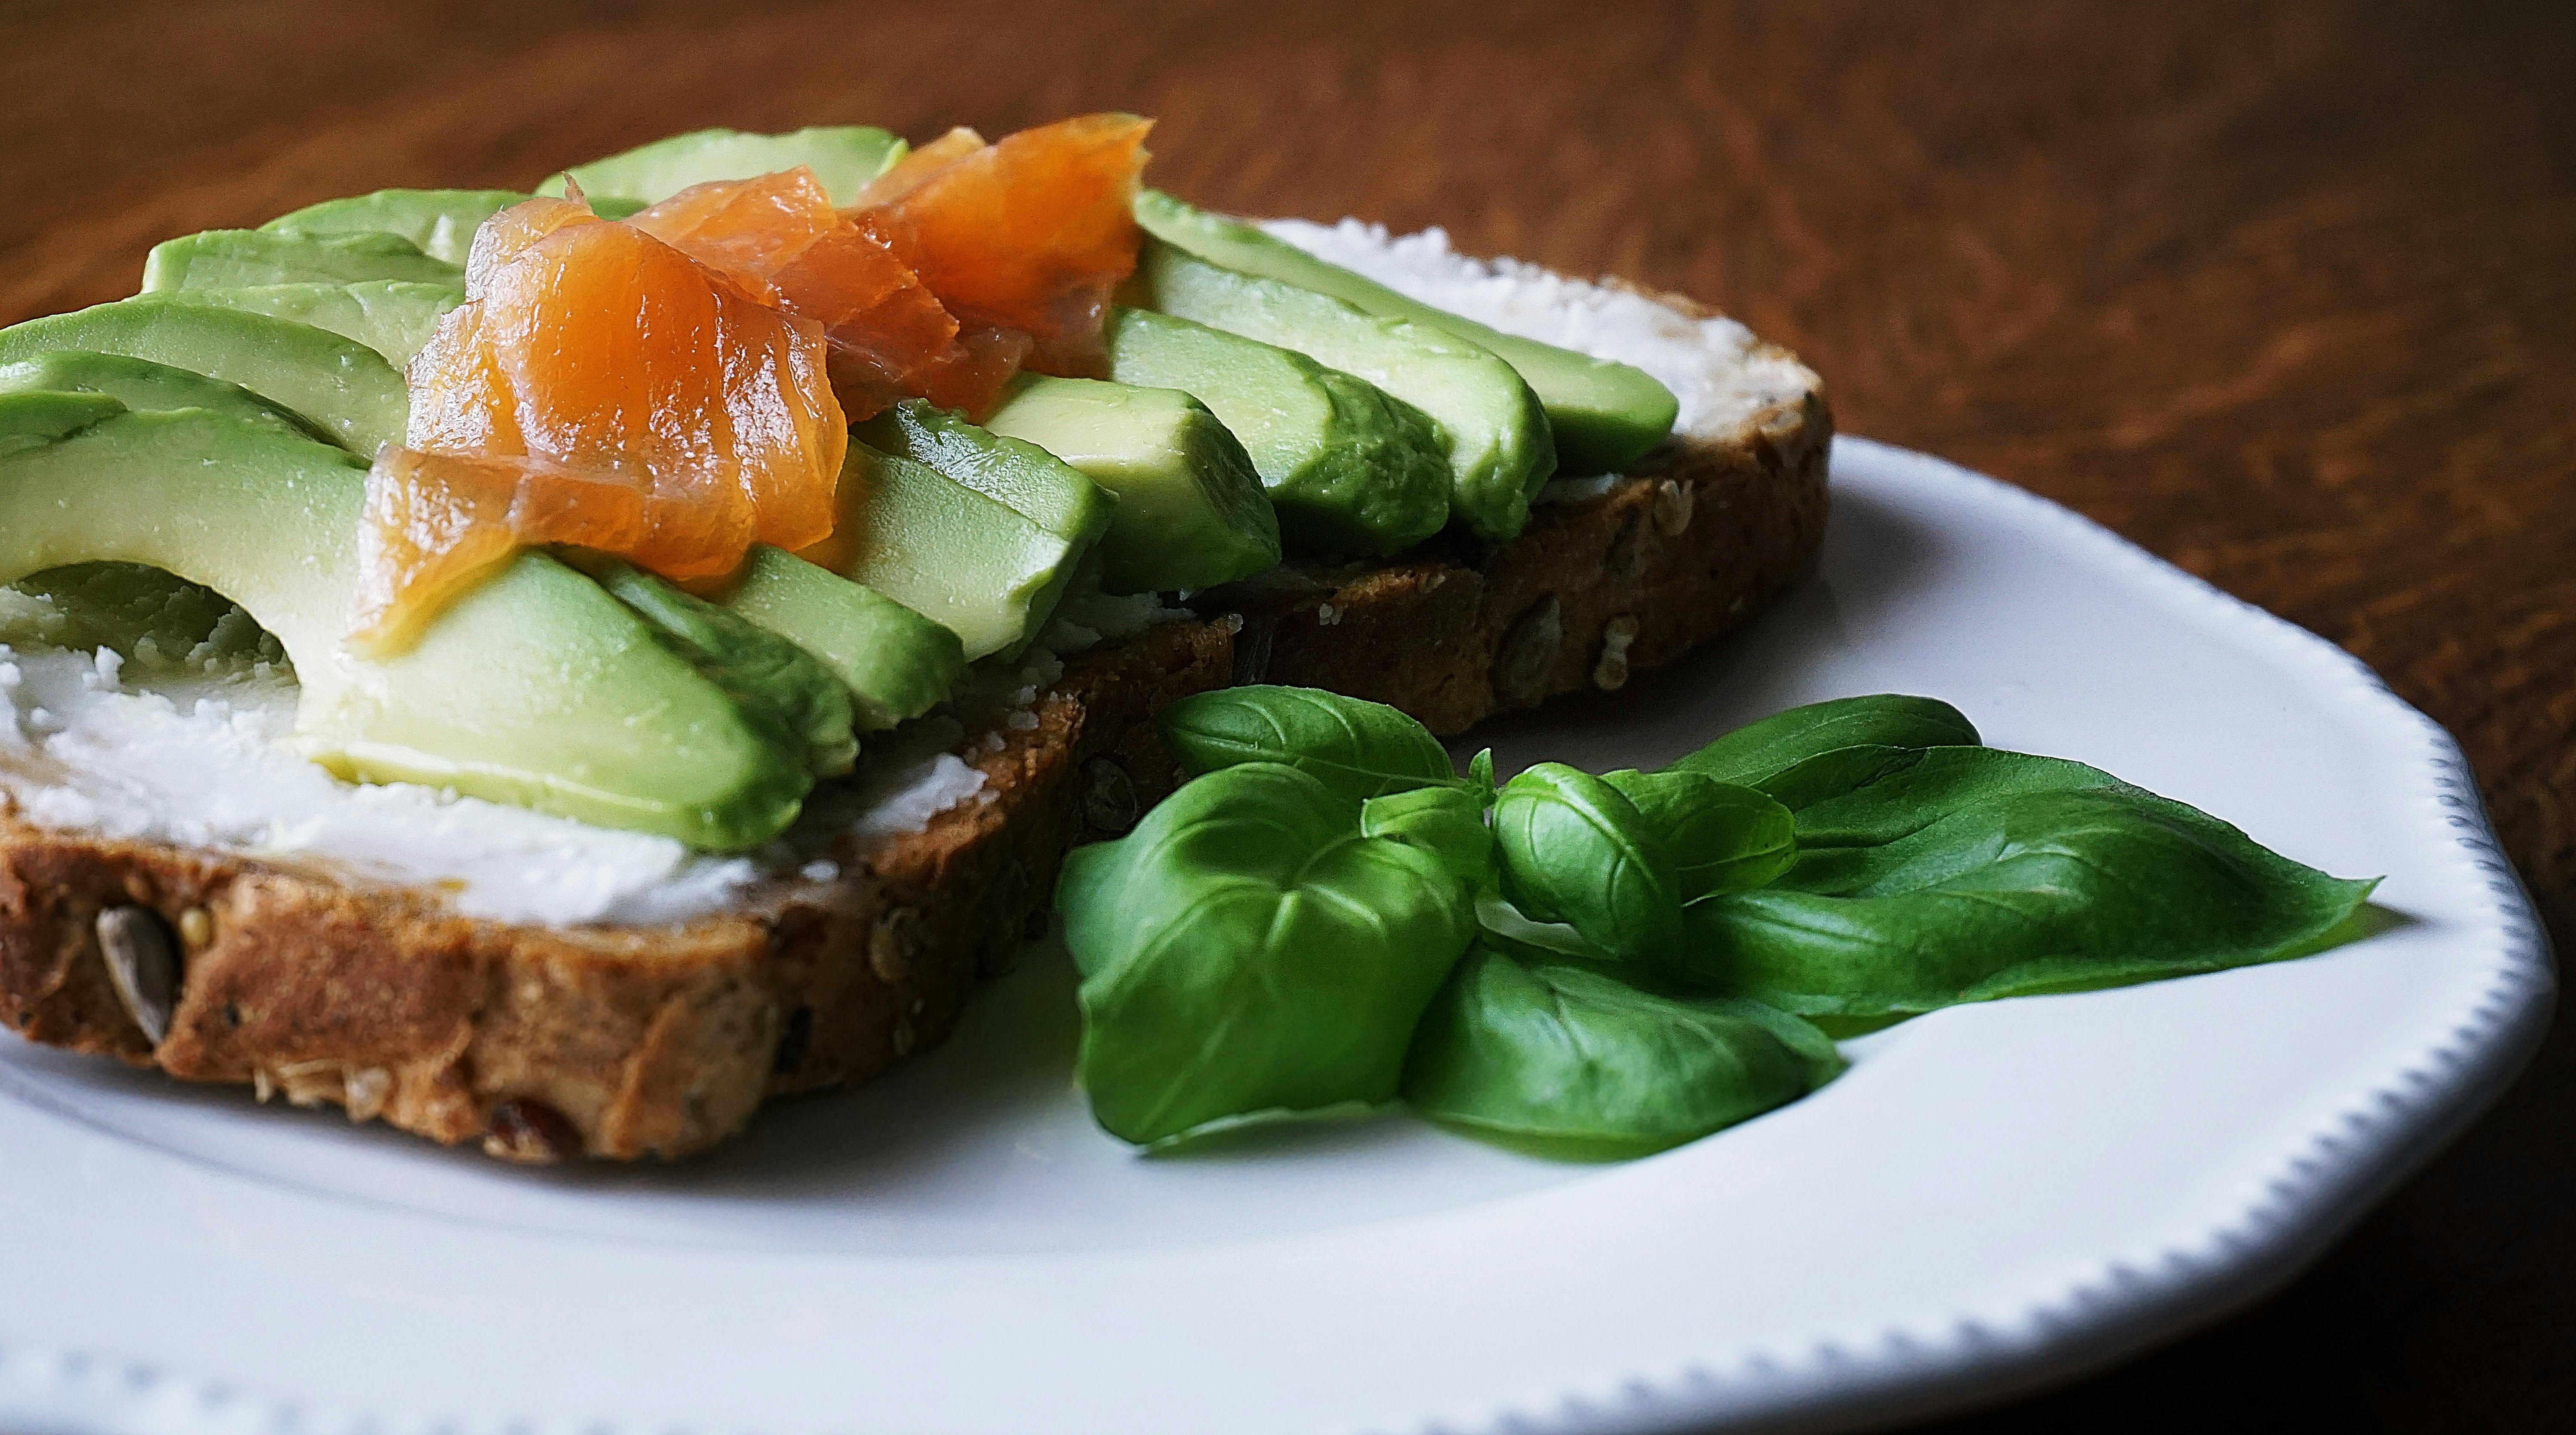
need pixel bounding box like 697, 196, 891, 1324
0, 122, 1827, 1160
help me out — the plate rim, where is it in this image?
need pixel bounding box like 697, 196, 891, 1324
0, 435, 2555, 1435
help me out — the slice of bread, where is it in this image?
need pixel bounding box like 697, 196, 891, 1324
0, 294, 1829, 1162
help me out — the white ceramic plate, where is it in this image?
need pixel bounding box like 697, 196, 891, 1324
0, 438, 2552, 1435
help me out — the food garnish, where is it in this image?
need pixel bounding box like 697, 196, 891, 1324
1057, 687, 2380, 1155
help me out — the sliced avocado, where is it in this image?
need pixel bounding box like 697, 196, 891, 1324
261, 188, 529, 265
155, 280, 464, 367
1102, 306, 1448, 558
0, 389, 122, 457
855, 400, 1117, 542
7, 561, 282, 671
1133, 238, 1555, 542
853, 400, 1113, 643
141, 229, 463, 293
0, 397, 811, 848
1134, 191, 1678, 475
808, 440, 1091, 662
716, 545, 966, 730
981, 374, 1279, 593
589, 560, 855, 778
539, 125, 908, 208
0, 350, 333, 445
0, 298, 404, 455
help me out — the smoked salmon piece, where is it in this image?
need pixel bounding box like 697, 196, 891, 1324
857, 114, 1152, 378
349, 115, 1150, 650
847, 126, 987, 209
352, 194, 844, 652
630, 167, 1013, 419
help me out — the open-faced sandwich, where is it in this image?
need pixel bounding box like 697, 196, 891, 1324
0, 116, 1832, 1160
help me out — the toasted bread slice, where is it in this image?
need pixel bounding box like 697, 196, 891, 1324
0, 294, 1829, 1161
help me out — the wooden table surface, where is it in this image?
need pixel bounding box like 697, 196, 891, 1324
2, 0, 2567, 1428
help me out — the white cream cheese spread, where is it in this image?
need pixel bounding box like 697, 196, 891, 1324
0, 640, 993, 925
0, 223, 1812, 926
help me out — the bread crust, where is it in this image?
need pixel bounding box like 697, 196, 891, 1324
0, 325, 1829, 1162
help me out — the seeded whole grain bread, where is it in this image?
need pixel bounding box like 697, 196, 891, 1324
0, 315, 1829, 1162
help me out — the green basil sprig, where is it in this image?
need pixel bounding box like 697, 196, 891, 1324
1491, 762, 1683, 969
1158, 684, 1467, 805
1055, 683, 2383, 1161
1682, 746, 2379, 1018
1603, 768, 1796, 900
1403, 943, 1844, 1155
1059, 760, 1476, 1147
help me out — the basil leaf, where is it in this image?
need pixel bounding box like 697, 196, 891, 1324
1403, 943, 1844, 1155
1467, 746, 1495, 796
1158, 684, 1462, 804
1492, 762, 1683, 968
1475, 892, 1608, 962
1059, 761, 1476, 1147
1682, 747, 2379, 1017
1603, 768, 1796, 900
1361, 784, 1495, 889
1779, 746, 2124, 881
1671, 694, 1978, 788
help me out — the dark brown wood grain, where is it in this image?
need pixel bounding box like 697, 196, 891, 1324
0, 0, 2565, 1428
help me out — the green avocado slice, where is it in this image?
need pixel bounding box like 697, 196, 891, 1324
853, 402, 1114, 651
0, 350, 334, 445
261, 188, 530, 265
0, 389, 123, 455
1101, 306, 1449, 560
141, 229, 463, 293
154, 280, 464, 367
588, 560, 855, 780
538, 125, 908, 208
855, 400, 1116, 542
814, 440, 1095, 663
714, 546, 966, 732
981, 373, 1280, 594
0, 298, 406, 455
0, 397, 812, 849
1133, 237, 1555, 542
1134, 190, 1678, 476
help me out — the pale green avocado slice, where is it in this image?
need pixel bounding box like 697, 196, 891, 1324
0, 397, 813, 849
539, 125, 909, 208
1134, 190, 1678, 476
1102, 306, 1448, 559
141, 229, 462, 293
855, 400, 1117, 542
261, 188, 529, 265
0, 350, 334, 446
815, 440, 1095, 662
587, 560, 855, 779
154, 280, 465, 368
981, 374, 1280, 594
6, 561, 282, 670
1133, 237, 1555, 543
0, 389, 123, 455
0, 298, 405, 455
715, 546, 965, 731
853, 401, 1114, 650
1128, 238, 1546, 546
